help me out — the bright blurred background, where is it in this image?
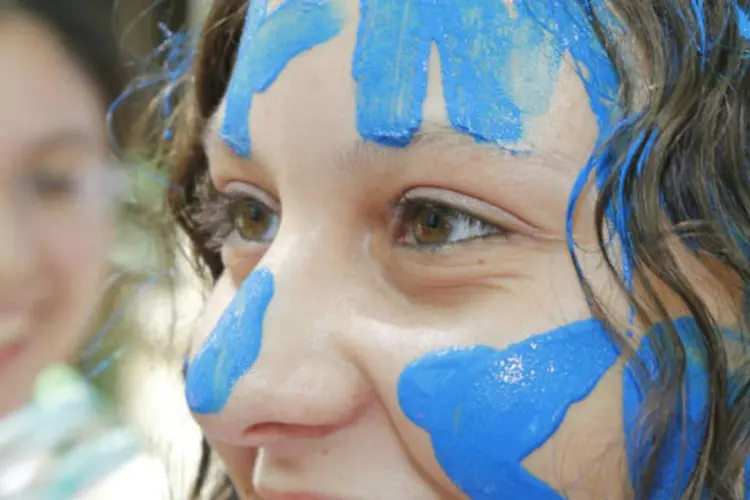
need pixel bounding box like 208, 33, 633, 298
78, 0, 215, 497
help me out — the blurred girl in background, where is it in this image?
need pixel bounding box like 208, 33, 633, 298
0, 0, 124, 417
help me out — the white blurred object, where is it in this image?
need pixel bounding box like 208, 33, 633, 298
0, 365, 142, 500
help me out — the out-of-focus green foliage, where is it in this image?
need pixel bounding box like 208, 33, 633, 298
79, 159, 178, 397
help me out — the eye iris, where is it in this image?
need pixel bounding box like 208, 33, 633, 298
413, 205, 453, 244
234, 202, 271, 240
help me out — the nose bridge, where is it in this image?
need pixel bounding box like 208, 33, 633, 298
186, 230, 371, 443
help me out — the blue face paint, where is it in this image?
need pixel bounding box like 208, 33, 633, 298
185, 267, 275, 414
353, 0, 618, 149
622, 317, 710, 499
737, 2, 750, 42
221, 0, 346, 157
398, 319, 618, 499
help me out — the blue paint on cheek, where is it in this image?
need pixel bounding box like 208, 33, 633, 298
184, 268, 275, 414
353, 0, 619, 149
221, 0, 345, 157
398, 319, 618, 499
622, 317, 710, 499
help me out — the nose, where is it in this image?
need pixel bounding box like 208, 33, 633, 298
185, 264, 371, 447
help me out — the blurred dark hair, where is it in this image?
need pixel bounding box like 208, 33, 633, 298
1, 0, 125, 129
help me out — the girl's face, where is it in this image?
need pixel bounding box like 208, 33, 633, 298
0, 16, 113, 417
187, 0, 676, 498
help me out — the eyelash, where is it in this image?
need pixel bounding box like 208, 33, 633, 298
193, 183, 280, 252
392, 197, 505, 252
193, 181, 505, 253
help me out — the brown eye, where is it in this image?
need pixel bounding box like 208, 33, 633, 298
411, 204, 454, 245
397, 199, 503, 249
232, 200, 278, 242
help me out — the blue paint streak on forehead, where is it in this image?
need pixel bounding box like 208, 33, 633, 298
185, 268, 275, 414
514, 0, 620, 140
623, 317, 710, 499
353, 0, 619, 149
221, 0, 346, 158
398, 319, 618, 499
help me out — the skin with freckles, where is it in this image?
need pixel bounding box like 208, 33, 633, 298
184, 0, 736, 498
0, 15, 113, 418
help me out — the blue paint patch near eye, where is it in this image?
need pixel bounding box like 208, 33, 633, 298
221, 0, 346, 157
622, 317, 710, 499
398, 319, 618, 499
185, 267, 275, 414
353, 0, 619, 149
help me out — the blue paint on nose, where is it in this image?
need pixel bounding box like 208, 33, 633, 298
185, 267, 275, 414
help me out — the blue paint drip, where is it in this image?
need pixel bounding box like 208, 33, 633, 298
398, 319, 618, 499
353, 0, 618, 148
158, 24, 194, 140
690, 0, 707, 66
185, 268, 275, 414
221, 0, 346, 157
737, 2, 750, 42
623, 317, 710, 499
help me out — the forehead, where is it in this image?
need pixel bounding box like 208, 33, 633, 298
0, 16, 104, 157
213, 0, 617, 180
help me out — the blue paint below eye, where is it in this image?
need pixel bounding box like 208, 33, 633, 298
221, 0, 345, 157
398, 319, 618, 499
185, 267, 275, 414
353, 0, 618, 149
622, 317, 710, 499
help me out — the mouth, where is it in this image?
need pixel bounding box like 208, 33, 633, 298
0, 336, 28, 369
0, 309, 33, 368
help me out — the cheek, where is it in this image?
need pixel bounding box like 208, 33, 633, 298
38, 214, 111, 322
395, 319, 619, 498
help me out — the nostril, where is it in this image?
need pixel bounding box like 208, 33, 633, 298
243, 422, 337, 439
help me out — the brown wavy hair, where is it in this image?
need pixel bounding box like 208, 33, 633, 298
145, 0, 750, 498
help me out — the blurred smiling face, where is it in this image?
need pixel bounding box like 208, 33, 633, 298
184, 0, 661, 498
0, 15, 113, 416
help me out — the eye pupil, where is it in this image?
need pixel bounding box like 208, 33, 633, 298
234, 201, 271, 240
413, 205, 453, 244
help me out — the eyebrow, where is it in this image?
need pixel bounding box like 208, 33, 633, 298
203, 113, 577, 178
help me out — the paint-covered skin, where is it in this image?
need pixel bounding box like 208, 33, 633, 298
185, 267, 274, 414
399, 319, 618, 499
353, 0, 618, 149
187, 0, 737, 498
397, 314, 713, 499
222, 0, 346, 157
